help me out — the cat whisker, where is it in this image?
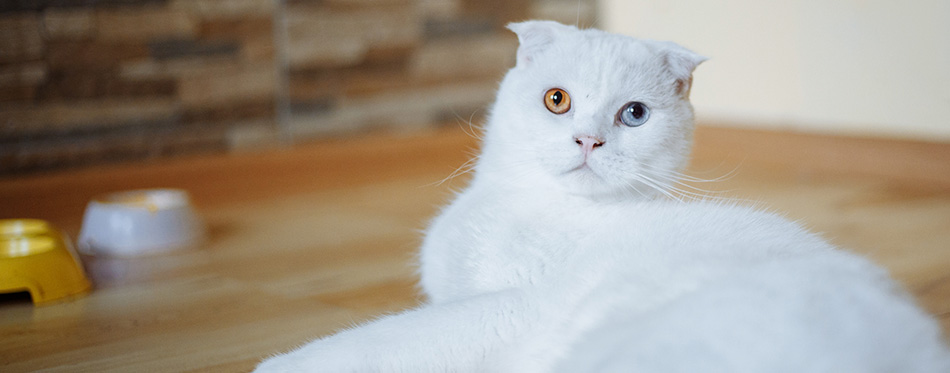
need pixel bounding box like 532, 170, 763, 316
631, 173, 685, 203
666, 185, 714, 202
636, 163, 743, 199
618, 178, 654, 200
685, 158, 745, 182
641, 170, 724, 197
637, 171, 724, 204
450, 109, 485, 141
640, 163, 738, 184
639, 169, 767, 206
657, 180, 722, 203
428, 156, 481, 187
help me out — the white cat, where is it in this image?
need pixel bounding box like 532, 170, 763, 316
256, 21, 950, 372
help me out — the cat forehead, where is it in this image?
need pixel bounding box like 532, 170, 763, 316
561, 29, 658, 61
539, 31, 667, 80
527, 34, 668, 97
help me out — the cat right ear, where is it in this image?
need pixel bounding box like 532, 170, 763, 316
654, 41, 708, 97
507, 21, 572, 67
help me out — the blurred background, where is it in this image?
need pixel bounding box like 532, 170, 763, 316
0, 0, 595, 175
604, 0, 950, 141
1, 0, 947, 175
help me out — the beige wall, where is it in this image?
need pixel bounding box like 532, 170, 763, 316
601, 0, 950, 141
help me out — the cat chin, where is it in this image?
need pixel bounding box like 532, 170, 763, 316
561, 187, 656, 203
555, 172, 652, 201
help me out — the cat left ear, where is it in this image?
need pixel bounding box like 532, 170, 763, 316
656, 41, 707, 97
507, 20, 575, 67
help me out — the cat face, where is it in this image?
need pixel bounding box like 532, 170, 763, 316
479, 21, 706, 200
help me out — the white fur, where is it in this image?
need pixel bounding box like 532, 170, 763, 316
256, 21, 950, 372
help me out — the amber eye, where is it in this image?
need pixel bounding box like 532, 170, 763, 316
544, 88, 571, 114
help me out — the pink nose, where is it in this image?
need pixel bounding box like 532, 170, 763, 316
575, 135, 605, 155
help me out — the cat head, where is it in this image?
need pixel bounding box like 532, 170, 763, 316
478, 20, 706, 200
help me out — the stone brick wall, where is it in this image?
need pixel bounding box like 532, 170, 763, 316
0, 0, 596, 175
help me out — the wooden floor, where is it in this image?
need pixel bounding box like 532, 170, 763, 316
1, 125, 949, 372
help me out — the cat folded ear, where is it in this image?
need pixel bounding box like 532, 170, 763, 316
654, 41, 707, 97
507, 20, 575, 67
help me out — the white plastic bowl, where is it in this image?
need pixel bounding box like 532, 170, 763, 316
78, 189, 205, 257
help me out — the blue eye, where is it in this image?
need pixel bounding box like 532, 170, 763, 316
619, 101, 650, 127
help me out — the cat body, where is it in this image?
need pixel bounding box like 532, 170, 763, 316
421, 191, 944, 372
256, 21, 950, 372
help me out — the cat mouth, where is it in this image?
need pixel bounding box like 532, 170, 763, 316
566, 162, 603, 179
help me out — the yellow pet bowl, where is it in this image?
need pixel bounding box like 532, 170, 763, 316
0, 219, 91, 304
